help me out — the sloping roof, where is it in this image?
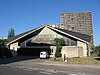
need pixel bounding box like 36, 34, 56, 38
7, 26, 44, 45
54, 28, 91, 43
7, 26, 91, 45
8, 29, 33, 43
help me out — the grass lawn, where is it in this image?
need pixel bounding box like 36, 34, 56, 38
67, 57, 100, 65
49, 57, 100, 65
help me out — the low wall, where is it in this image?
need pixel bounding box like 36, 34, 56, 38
61, 46, 83, 58
50, 46, 83, 58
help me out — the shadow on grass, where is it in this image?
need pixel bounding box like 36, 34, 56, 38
95, 57, 100, 61
0, 56, 39, 64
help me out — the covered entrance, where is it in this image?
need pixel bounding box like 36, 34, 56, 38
17, 46, 51, 57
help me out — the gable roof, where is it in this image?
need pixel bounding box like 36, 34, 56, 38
8, 29, 33, 43
47, 26, 91, 44
7, 26, 44, 45
54, 28, 91, 43
7, 26, 91, 45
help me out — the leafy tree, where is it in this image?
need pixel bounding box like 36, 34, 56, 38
94, 45, 100, 56
8, 28, 15, 38
55, 45, 62, 57
54, 38, 65, 59
0, 39, 7, 48
0, 38, 12, 58
54, 38, 65, 46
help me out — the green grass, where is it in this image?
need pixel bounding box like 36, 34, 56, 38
49, 57, 100, 65
48, 57, 63, 61
67, 57, 100, 65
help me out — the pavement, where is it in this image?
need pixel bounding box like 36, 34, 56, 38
0, 66, 67, 75
0, 56, 100, 75
0, 56, 100, 69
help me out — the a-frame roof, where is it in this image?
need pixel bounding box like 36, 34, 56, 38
7, 26, 44, 45
7, 26, 91, 45
47, 26, 90, 44
54, 27, 90, 43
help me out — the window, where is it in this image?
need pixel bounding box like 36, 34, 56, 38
13, 47, 15, 49
64, 37, 77, 46
18, 42, 20, 46
71, 40, 77, 46
51, 49, 53, 53
71, 18, 73, 20
71, 27, 74, 30
68, 15, 70, 18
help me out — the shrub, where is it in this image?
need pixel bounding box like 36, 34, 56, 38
54, 38, 65, 58
55, 45, 62, 57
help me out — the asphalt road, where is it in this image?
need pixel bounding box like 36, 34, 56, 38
0, 66, 69, 75
0, 56, 100, 75
1, 63, 100, 75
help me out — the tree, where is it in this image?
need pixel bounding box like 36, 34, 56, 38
8, 28, 15, 38
94, 45, 100, 56
54, 38, 65, 59
0, 38, 7, 48
0, 39, 12, 58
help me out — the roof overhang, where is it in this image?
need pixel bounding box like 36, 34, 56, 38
46, 26, 90, 44
7, 25, 90, 46
7, 26, 45, 45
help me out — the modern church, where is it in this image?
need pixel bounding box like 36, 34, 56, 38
7, 12, 93, 58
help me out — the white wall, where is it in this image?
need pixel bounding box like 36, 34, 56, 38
77, 41, 87, 57
10, 42, 20, 51
36, 27, 63, 38
50, 46, 83, 58
38, 27, 57, 35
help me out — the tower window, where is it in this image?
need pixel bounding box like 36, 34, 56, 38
71, 27, 74, 30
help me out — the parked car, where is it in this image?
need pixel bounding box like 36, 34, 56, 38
40, 51, 49, 58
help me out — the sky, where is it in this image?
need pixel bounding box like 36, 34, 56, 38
0, 0, 100, 46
